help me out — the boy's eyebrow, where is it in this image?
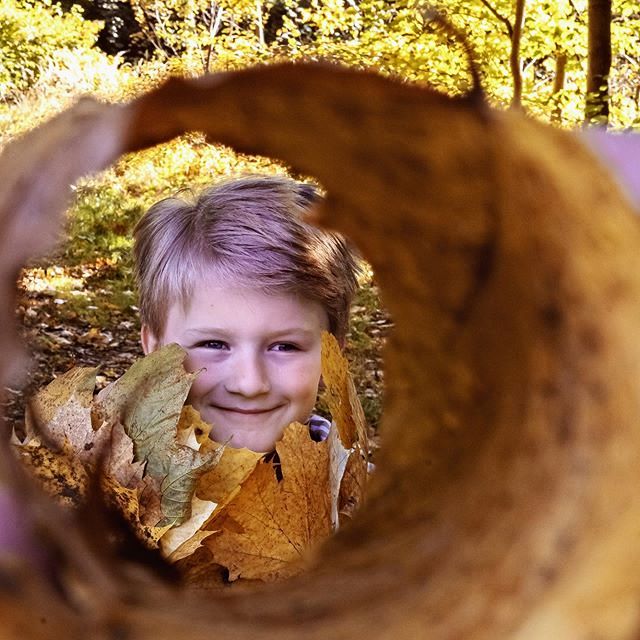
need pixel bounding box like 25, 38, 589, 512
264, 328, 318, 339
183, 327, 232, 338
183, 327, 319, 339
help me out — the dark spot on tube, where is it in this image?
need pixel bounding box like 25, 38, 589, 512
540, 303, 563, 330
538, 564, 557, 585
540, 379, 559, 398
107, 622, 130, 640
0, 568, 20, 595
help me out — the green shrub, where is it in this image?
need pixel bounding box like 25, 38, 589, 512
0, 0, 100, 100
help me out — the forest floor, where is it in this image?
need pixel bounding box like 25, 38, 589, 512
5, 257, 391, 447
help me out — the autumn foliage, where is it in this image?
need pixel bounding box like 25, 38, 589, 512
2, 61, 640, 639
14, 334, 367, 585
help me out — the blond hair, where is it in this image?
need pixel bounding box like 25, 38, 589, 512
133, 175, 359, 342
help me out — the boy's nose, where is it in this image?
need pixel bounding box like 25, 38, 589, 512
224, 352, 271, 397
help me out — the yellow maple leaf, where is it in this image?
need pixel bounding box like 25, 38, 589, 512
202, 423, 332, 582
195, 443, 262, 507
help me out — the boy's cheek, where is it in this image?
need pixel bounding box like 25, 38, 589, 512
185, 370, 210, 404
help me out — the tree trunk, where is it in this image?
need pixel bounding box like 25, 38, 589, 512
585, 0, 612, 125
510, 0, 526, 108
551, 49, 568, 124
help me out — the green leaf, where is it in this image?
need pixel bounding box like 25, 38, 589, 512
95, 343, 191, 469
95, 343, 222, 526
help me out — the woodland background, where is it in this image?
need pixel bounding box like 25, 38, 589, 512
1, 0, 638, 434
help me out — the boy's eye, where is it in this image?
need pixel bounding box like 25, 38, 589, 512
270, 342, 300, 352
196, 340, 228, 350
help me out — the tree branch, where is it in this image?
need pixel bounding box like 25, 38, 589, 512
256, 1, 265, 50
204, 2, 224, 74
478, 0, 513, 38
420, 9, 486, 102
510, 0, 526, 108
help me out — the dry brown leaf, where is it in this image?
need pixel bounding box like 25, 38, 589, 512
15, 348, 228, 537
327, 424, 350, 529
176, 405, 262, 510
321, 332, 368, 449
16, 441, 88, 509
203, 423, 332, 582
24, 367, 98, 453
93, 343, 194, 472
320, 332, 369, 524
173, 546, 230, 591
22, 365, 146, 487
95, 344, 222, 527
337, 448, 369, 525
195, 443, 262, 506
101, 421, 146, 488
101, 476, 168, 548
136, 474, 163, 527
15, 438, 163, 549
161, 496, 217, 561
176, 405, 212, 448
26, 366, 95, 426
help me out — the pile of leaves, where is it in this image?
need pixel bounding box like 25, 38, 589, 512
12, 332, 368, 586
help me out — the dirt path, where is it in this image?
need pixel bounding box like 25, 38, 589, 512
4, 270, 143, 433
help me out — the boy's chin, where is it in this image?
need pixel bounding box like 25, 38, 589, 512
211, 425, 284, 454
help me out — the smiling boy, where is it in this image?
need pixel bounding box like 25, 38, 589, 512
133, 176, 358, 453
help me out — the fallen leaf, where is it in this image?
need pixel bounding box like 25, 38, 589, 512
101, 421, 145, 488
102, 476, 168, 548
93, 343, 193, 473
203, 423, 332, 582
16, 441, 88, 509
161, 496, 217, 561
195, 442, 262, 506
337, 448, 369, 525
157, 446, 222, 527
327, 424, 350, 530
320, 332, 369, 524
94, 344, 223, 526
24, 367, 98, 454
321, 332, 368, 449
176, 405, 211, 449
173, 546, 229, 591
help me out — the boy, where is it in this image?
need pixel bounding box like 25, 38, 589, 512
133, 175, 359, 453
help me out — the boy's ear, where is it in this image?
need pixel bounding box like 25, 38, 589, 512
140, 324, 160, 355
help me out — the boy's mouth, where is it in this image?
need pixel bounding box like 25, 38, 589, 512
213, 405, 280, 415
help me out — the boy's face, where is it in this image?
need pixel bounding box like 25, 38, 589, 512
141, 276, 328, 453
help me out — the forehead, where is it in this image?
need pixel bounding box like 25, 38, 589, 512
164, 272, 329, 337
